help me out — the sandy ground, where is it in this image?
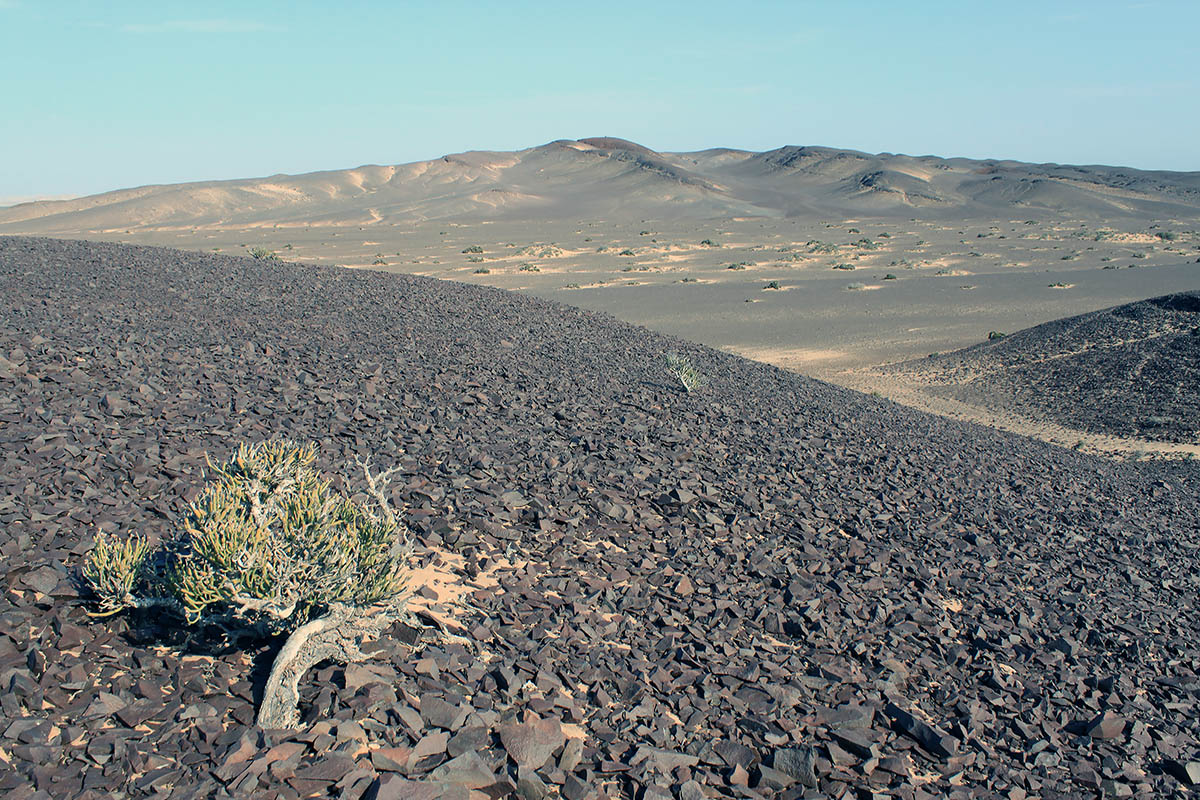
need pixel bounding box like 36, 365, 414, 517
6, 213, 1199, 458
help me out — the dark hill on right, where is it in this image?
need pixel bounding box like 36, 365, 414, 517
895, 291, 1200, 444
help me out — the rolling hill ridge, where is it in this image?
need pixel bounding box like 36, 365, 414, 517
4, 137, 1200, 235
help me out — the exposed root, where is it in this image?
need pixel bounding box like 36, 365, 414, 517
256, 600, 408, 729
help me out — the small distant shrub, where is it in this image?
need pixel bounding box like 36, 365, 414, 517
763, 280, 781, 290
1155, 231, 1177, 241
462, 245, 483, 254
854, 238, 879, 250
619, 249, 636, 256
639, 230, 651, 236
699, 239, 718, 247
847, 282, 867, 290
832, 263, 855, 271
250, 247, 280, 261
848, 227, 860, 233
473, 267, 490, 274
988, 331, 1007, 340
372, 258, 387, 265
467, 255, 484, 263
518, 245, 564, 258
680, 276, 698, 283
519, 263, 540, 272
664, 352, 707, 393
725, 262, 749, 270
883, 273, 897, 280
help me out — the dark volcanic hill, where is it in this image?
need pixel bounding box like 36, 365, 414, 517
1, 236, 1199, 799
3, 138, 1200, 234
897, 292, 1200, 445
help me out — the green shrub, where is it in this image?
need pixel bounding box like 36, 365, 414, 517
988, 331, 1007, 340
619, 249, 636, 256
82, 440, 414, 728
883, 273, 897, 280
664, 352, 707, 393
763, 280, 781, 290
699, 239, 718, 247
249, 247, 280, 261
462, 245, 483, 254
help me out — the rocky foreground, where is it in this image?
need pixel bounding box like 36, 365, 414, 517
1, 236, 1198, 800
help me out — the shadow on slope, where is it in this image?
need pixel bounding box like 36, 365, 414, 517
900, 291, 1200, 444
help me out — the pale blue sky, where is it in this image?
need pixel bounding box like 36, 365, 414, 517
2, 0, 1197, 201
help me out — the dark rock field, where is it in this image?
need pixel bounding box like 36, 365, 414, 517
1, 236, 1198, 799
909, 291, 1200, 445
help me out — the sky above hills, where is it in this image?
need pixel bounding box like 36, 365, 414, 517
3, 0, 1198, 203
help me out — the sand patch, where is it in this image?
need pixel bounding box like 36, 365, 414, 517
404, 548, 522, 632
731, 346, 848, 370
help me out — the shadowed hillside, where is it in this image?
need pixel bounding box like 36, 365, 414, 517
1, 236, 1198, 798
893, 291, 1200, 445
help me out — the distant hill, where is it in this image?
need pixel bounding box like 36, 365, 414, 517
4, 137, 1200, 235
900, 291, 1200, 444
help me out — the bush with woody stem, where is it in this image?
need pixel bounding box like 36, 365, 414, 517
82, 440, 415, 729
664, 351, 707, 393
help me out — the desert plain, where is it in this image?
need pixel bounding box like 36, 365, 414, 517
4, 137, 1198, 456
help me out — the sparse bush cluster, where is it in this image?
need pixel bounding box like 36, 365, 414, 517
462, 245, 484, 254
250, 247, 281, 261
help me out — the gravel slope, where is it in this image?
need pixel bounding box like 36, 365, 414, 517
2, 236, 1198, 800
901, 292, 1200, 445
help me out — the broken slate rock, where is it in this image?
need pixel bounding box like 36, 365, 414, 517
498, 717, 565, 769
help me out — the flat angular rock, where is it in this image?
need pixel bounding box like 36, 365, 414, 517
714, 739, 759, 769
499, 717, 565, 769
427, 750, 495, 788
371, 775, 469, 800
1084, 710, 1126, 740
772, 747, 818, 788
1163, 760, 1200, 787
885, 703, 957, 760
515, 766, 548, 800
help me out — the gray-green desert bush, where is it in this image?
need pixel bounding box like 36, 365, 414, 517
83, 440, 414, 728
249, 247, 280, 261
664, 351, 707, 393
